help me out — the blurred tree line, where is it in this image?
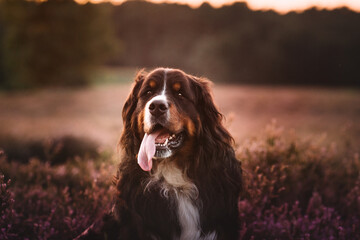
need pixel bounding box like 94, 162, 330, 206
0, 0, 116, 89
0, 0, 359, 89
112, 1, 360, 86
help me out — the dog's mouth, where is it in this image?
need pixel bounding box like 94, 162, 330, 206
137, 124, 185, 171
153, 126, 184, 159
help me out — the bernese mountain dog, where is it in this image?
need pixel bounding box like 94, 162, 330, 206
76, 68, 242, 240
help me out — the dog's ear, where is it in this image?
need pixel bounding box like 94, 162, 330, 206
189, 75, 233, 148
122, 69, 146, 124
119, 69, 146, 154
192, 77, 222, 127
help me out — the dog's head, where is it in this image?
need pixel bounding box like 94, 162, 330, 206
120, 68, 233, 172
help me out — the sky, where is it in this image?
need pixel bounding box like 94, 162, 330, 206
86, 0, 360, 13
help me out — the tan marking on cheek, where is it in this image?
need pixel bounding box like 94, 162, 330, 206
185, 118, 196, 136
149, 80, 156, 88
173, 82, 181, 92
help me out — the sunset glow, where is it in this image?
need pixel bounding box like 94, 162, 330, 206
83, 0, 360, 13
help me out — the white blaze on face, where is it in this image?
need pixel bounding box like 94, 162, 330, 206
144, 69, 170, 132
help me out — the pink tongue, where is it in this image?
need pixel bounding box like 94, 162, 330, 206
137, 130, 162, 171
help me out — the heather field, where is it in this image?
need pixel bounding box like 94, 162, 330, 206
0, 72, 360, 239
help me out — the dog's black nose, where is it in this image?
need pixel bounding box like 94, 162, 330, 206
149, 99, 168, 117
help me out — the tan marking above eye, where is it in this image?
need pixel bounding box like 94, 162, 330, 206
173, 82, 181, 91
149, 80, 156, 88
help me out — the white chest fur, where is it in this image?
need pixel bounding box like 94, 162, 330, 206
146, 162, 217, 240
176, 189, 201, 240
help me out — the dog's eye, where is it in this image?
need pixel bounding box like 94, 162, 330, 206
146, 90, 152, 95
177, 92, 183, 97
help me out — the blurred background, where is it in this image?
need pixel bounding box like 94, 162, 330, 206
0, 0, 359, 155
1, 1, 360, 239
